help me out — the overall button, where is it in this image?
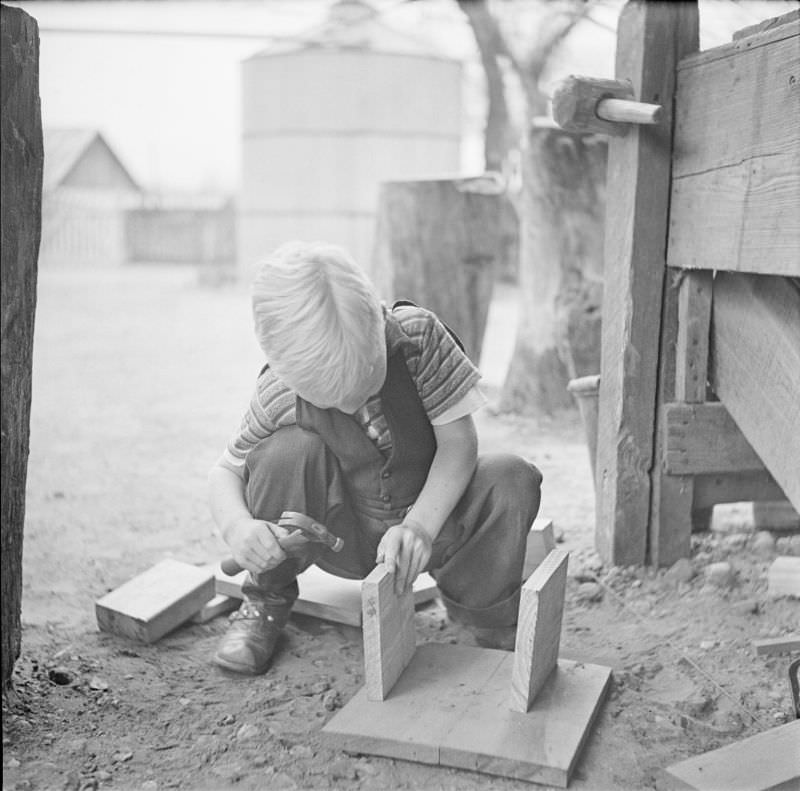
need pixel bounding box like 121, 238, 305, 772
381, 471, 391, 479
381, 494, 391, 502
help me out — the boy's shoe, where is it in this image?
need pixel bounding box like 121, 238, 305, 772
213, 599, 288, 675
471, 625, 517, 651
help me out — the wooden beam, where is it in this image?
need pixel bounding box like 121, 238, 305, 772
663, 402, 764, 475
510, 549, 568, 713
362, 563, 416, 701
675, 271, 712, 402
711, 273, 800, 511
95, 560, 215, 643
658, 720, 800, 791
692, 470, 787, 510
595, 0, 698, 565
753, 634, 800, 656
669, 21, 800, 277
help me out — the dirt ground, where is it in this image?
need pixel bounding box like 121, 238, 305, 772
3, 266, 799, 791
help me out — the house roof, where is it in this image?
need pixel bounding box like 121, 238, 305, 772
43, 128, 140, 192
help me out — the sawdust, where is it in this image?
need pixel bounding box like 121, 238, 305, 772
3, 267, 798, 791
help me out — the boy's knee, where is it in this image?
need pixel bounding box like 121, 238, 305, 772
482, 453, 542, 497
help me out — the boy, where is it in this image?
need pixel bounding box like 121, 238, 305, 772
210, 241, 542, 675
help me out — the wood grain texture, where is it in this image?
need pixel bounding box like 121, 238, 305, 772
692, 470, 787, 510
658, 720, 800, 791
767, 556, 800, 599
711, 273, 800, 510
213, 563, 437, 627
510, 549, 568, 713
663, 403, 764, 475
323, 643, 611, 788
595, 0, 698, 565
669, 24, 800, 276
522, 517, 555, 579
675, 271, 713, 403
95, 560, 215, 643
362, 563, 416, 701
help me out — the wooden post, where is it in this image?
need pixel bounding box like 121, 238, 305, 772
371, 175, 516, 363
594, 1, 698, 565
362, 564, 416, 701
509, 549, 569, 713
1, 6, 43, 689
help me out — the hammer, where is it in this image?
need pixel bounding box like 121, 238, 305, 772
220, 510, 344, 576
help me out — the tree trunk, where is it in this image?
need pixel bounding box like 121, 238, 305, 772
372, 176, 518, 363
1, 5, 43, 690
500, 124, 606, 415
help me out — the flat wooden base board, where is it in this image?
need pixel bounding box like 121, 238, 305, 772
214, 564, 438, 627
322, 643, 611, 787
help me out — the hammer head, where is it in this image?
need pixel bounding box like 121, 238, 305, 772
278, 511, 344, 552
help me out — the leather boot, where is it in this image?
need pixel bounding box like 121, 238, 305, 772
214, 579, 295, 675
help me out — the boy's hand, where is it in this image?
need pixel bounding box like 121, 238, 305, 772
376, 519, 433, 596
226, 517, 290, 575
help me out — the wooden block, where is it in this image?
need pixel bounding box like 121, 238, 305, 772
768, 556, 800, 599
753, 501, 800, 533
191, 593, 239, 624
510, 549, 569, 713
212, 563, 438, 627
712, 274, 800, 511
753, 635, 800, 656
323, 643, 611, 788
658, 720, 800, 791
663, 402, 765, 475
95, 559, 215, 643
522, 517, 555, 578
362, 563, 416, 701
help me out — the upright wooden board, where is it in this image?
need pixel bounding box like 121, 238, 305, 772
510, 550, 568, 713
711, 273, 800, 511
767, 556, 800, 599
523, 517, 555, 578
658, 720, 800, 791
362, 564, 416, 701
595, 1, 698, 565
323, 644, 611, 788
213, 563, 438, 627
95, 559, 215, 643
669, 22, 800, 277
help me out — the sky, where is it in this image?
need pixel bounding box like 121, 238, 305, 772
9, 0, 797, 194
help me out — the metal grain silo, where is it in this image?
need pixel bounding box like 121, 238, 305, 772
238, 0, 462, 289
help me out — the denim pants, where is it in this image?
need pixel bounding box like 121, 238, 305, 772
243, 426, 543, 629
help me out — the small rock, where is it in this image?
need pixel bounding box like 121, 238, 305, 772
112, 751, 133, 763
722, 533, 749, 551
6, 758, 21, 768
48, 667, 74, 686
705, 561, 735, 588
575, 582, 603, 603
664, 558, 694, 585
252, 755, 270, 768
289, 744, 314, 759
235, 723, 260, 741
752, 531, 776, 557
140, 782, 158, 791
88, 677, 109, 692
731, 598, 759, 616
96, 771, 112, 781
310, 681, 330, 695
266, 772, 297, 790
700, 640, 717, 650
218, 714, 236, 726
330, 759, 357, 781
322, 689, 341, 711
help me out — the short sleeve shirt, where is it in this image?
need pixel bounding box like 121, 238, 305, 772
218, 304, 485, 476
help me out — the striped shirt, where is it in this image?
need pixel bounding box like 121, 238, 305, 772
219, 305, 485, 476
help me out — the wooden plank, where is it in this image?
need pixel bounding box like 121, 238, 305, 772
753, 635, 800, 656
522, 517, 555, 578
323, 643, 611, 788
669, 26, 800, 277
732, 9, 800, 41
663, 403, 764, 475
190, 593, 239, 624
510, 549, 568, 713
362, 563, 416, 701
650, 266, 709, 566
711, 274, 800, 511
658, 720, 800, 791
212, 563, 437, 627
95, 560, 215, 643
595, 0, 698, 565
768, 556, 800, 599
692, 470, 787, 510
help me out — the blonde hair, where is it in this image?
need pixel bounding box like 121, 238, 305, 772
251, 241, 385, 405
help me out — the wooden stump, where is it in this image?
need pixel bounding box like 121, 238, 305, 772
1, 6, 44, 688
371, 175, 517, 363
500, 125, 606, 415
